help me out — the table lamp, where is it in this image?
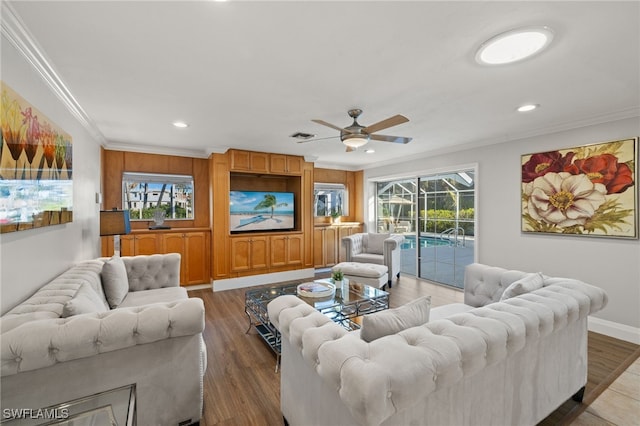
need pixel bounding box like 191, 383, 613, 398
100, 209, 131, 256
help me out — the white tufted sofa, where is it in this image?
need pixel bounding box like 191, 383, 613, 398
267, 263, 608, 426
1, 254, 205, 426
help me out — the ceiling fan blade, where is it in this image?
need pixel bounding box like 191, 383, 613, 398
311, 119, 346, 132
296, 135, 339, 144
370, 134, 413, 144
345, 146, 355, 153
362, 115, 409, 134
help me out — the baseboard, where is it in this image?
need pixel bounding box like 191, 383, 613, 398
212, 269, 315, 291
589, 317, 640, 344
185, 284, 211, 292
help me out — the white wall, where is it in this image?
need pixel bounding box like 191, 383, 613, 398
0, 35, 102, 314
364, 117, 640, 334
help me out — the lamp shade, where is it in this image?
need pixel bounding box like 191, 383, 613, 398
342, 135, 369, 149
100, 210, 131, 236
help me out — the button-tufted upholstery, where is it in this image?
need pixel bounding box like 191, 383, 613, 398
342, 233, 405, 286
268, 264, 608, 426
1, 254, 206, 426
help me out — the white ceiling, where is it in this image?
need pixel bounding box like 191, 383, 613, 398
4, 1, 640, 169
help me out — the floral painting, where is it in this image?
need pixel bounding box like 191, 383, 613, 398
522, 138, 637, 239
0, 81, 73, 233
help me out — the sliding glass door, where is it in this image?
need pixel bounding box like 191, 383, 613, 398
376, 168, 475, 289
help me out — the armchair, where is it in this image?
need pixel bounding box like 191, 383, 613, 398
342, 233, 405, 287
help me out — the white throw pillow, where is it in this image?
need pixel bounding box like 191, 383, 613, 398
101, 256, 129, 308
62, 283, 110, 317
360, 296, 431, 342
367, 233, 390, 255
500, 272, 545, 301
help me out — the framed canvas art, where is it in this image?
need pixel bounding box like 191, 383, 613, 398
0, 81, 73, 233
521, 137, 637, 239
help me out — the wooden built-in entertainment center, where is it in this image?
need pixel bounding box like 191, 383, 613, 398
101, 148, 363, 289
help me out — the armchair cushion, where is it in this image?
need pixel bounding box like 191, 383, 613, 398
101, 257, 129, 308
360, 296, 431, 342
367, 233, 390, 255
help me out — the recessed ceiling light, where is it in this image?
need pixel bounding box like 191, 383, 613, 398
173, 121, 189, 128
517, 104, 539, 112
365, 149, 375, 154
476, 26, 554, 65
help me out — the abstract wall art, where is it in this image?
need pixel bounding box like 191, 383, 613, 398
1, 81, 73, 233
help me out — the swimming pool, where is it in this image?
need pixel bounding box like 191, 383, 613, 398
400, 235, 452, 249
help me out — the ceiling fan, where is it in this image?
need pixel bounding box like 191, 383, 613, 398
299, 109, 412, 152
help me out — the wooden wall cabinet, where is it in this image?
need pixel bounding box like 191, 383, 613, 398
313, 226, 338, 268
270, 234, 303, 267
161, 231, 211, 285
101, 229, 211, 286
229, 149, 302, 175
313, 224, 363, 268
270, 154, 303, 175
230, 236, 269, 272
229, 150, 270, 173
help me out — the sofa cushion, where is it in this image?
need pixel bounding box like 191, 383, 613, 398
367, 233, 389, 255
360, 296, 431, 342
429, 302, 474, 321
500, 272, 545, 301
118, 286, 188, 308
102, 257, 129, 308
62, 283, 110, 317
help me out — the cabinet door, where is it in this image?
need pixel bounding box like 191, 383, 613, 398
313, 228, 326, 267
270, 235, 287, 267
269, 154, 287, 174
120, 235, 135, 256
286, 156, 303, 175
250, 236, 269, 269
324, 227, 338, 266
231, 236, 268, 272
230, 237, 251, 272
162, 232, 185, 254
250, 152, 269, 173
185, 232, 210, 285
286, 234, 303, 266
134, 234, 158, 255
160, 233, 187, 284
229, 150, 251, 171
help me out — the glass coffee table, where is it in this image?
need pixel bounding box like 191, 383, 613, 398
245, 280, 389, 370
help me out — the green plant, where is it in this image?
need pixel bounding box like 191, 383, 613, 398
330, 207, 341, 219
332, 269, 344, 281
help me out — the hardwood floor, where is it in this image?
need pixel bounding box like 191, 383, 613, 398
189, 274, 639, 426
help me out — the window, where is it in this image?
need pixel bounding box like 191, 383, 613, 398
122, 172, 194, 220
314, 183, 348, 217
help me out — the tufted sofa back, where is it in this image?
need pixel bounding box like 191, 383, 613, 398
122, 253, 181, 291
463, 263, 530, 307
0, 260, 108, 333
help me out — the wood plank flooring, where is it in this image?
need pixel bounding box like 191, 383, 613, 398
189, 274, 639, 426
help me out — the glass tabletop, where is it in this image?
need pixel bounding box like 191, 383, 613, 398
246, 278, 389, 323
246, 279, 387, 310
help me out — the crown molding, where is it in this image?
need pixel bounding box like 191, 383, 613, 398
104, 141, 210, 159
1, 2, 107, 145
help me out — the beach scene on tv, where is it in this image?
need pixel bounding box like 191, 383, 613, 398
230, 191, 294, 232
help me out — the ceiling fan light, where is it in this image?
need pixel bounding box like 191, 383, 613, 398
342, 135, 369, 149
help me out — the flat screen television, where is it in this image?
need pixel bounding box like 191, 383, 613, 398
229, 190, 295, 233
